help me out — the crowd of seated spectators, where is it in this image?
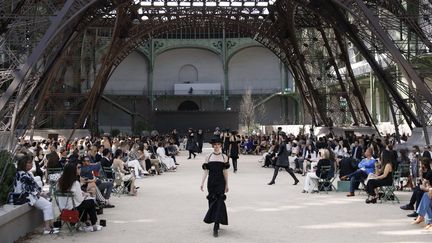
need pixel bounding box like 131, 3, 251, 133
9, 131, 184, 235
257, 128, 432, 230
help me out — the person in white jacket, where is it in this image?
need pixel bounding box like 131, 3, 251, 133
156, 141, 177, 170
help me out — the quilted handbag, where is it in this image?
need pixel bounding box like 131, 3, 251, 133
60, 209, 79, 223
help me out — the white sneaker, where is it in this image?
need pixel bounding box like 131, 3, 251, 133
135, 175, 142, 179
92, 225, 103, 231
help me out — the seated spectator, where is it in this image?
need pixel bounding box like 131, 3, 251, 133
338, 157, 358, 179
262, 141, 278, 168
166, 140, 179, 165
401, 158, 432, 217
143, 143, 161, 175
156, 141, 176, 170
412, 189, 432, 230
31, 146, 44, 186
127, 144, 147, 178
112, 149, 138, 196
302, 149, 334, 193
13, 152, 58, 234
341, 147, 376, 197
365, 150, 395, 204
100, 148, 113, 177
57, 163, 102, 232
81, 155, 115, 208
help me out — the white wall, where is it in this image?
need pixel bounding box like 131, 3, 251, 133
104, 51, 148, 95
228, 47, 282, 93
153, 48, 223, 91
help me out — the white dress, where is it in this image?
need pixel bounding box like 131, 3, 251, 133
156, 147, 176, 169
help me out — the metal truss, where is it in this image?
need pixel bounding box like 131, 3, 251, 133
1, 0, 432, 144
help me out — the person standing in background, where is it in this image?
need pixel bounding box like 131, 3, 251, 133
197, 129, 204, 153
229, 131, 240, 173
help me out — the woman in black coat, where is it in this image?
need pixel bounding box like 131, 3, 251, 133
186, 128, 198, 159
268, 134, 299, 185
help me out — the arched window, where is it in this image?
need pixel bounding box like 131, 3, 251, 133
179, 64, 198, 83
178, 100, 199, 111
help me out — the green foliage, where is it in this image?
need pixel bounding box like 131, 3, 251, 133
0, 150, 15, 206
110, 128, 120, 137
133, 120, 152, 135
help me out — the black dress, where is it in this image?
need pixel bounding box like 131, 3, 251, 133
229, 140, 239, 160
202, 155, 229, 225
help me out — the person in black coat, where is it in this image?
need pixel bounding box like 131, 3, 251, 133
228, 131, 240, 173
268, 134, 299, 185
186, 128, 198, 159
197, 129, 204, 153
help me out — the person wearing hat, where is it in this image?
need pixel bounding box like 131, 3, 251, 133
268, 134, 299, 186
228, 131, 240, 173
201, 136, 230, 237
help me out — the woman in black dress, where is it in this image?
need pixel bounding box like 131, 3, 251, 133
200, 137, 229, 237
229, 131, 241, 173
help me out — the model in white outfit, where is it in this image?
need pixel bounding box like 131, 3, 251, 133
156, 146, 177, 170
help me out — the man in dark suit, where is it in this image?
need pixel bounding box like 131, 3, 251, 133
351, 140, 363, 162
98, 149, 115, 208
100, 148, 113, 177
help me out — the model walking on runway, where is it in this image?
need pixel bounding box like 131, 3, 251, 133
268, 133, 299, 186
201, 137, 229, 237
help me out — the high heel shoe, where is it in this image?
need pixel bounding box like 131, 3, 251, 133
268, 181, 275, 185
293, 179, 299, 185
411, 216, 424, 224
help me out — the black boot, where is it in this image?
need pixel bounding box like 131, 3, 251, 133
233, 159, 237, 173
268, 166, 279, 185
213, 223, 219, 237
287, 168, 299, 185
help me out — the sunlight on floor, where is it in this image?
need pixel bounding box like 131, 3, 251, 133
111, 219, 155, 224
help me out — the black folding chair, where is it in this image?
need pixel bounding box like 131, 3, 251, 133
317, 165, 337, 193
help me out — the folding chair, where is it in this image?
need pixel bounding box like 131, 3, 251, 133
379, 169, 401, 203
317, 165, 336, 193
112, 167, 132, 196
155, 154, 169, 172
100, 166, 123, 197
53, 191, 85, 234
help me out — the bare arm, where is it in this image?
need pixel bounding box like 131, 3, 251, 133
200, 170, 208, 191
223, 169, 229, 193
224, 155, 229, 193
376, 163, 392, 180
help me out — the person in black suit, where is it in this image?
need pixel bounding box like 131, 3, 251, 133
268, 134, 299, 186
351, 140, 363, 162
100, 148, 113, 177
97, 148, 115, 208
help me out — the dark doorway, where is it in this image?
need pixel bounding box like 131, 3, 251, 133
178, 100, 199, 111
